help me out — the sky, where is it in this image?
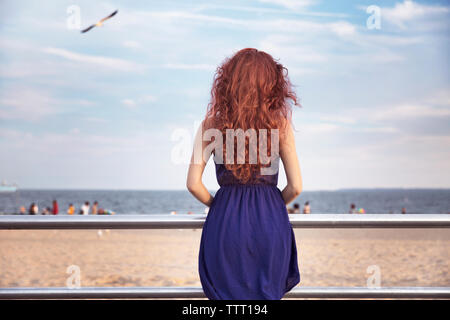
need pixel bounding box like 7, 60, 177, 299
0, 0, 449, 190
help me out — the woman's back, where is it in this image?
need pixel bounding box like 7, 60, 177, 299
214, 162, 278, 186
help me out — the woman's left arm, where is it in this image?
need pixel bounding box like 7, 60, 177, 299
186, 121, 214, 207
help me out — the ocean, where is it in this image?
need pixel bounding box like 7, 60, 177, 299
0, 188, 449, 215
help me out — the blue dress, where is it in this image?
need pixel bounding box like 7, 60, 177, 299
198, 162, 300, 300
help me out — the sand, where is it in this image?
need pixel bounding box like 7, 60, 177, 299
0, 227, 449, 291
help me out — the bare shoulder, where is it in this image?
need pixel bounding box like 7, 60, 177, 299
202, 116, 215, 131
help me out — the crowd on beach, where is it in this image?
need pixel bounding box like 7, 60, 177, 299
287, 202, 408, 214
287, 201, 311, 214
19, 200, 115, 215
16, 200, 408, 215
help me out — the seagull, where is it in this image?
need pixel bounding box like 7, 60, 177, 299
81, 10, 118, 33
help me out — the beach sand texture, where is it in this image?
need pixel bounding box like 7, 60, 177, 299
0, 228, 449, 290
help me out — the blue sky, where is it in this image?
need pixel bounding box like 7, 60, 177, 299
0, 0, 449, 190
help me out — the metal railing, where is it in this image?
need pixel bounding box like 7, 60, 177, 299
1, 213, 449, 229
0, 214, 449, 299
1, 286, 449, 299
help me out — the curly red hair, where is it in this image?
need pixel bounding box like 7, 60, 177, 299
204, 48, 300, 183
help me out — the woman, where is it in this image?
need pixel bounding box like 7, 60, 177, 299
52, 200, 59, 215
67, 203, 75, 215
187, 48, 302, 300
303, 201, 311, 214
29, 203, 37, 215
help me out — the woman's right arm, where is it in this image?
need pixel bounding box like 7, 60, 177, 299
280, 120, 303, 204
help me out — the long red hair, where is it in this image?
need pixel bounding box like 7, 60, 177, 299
204, 48, 300, 183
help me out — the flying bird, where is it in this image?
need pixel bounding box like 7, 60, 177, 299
81, 10, 118, 33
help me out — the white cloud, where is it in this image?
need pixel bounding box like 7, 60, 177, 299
374, 104, 450, 120
122, 40, 142, 49
316, 114, 357, 124
382, 0, 449, 29
0, 87, 102, 122
359, 127, 399, 133
0, 61, 61, 78
361, 34, 424, 46
193, 3, 348, 18
425, 89, 450, 107
135, 11, 243, 26
85, 117, 108, 123
258, 0, 317, 11
260, 35, 327, 63
258, 33, 329, 75
76, 100, 97, 107
329, 21, 356, 37
163, 63, 216, 71
139, 95, 157, 103
121, 95, 157, 108
42, 47, 144, 72
297, 123, 340, 134
122, 99, 137, 108
0, 88, 57, 121
69, 128, 80, 135
126, 9, 357, 39
258, 19, 357, 37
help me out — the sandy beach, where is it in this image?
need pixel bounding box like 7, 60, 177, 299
0, 227, 449, 294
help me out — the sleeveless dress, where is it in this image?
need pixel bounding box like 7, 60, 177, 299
198, 161, 301, 300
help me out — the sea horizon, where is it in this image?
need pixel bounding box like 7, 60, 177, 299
1, 188, 449, 215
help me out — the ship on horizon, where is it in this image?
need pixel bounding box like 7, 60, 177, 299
0, 180, 17, 193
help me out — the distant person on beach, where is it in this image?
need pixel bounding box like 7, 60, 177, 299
29, 203, 38, 215
80, 201, 90, 215
303, 201, 310, 214
187, 48, 301, 300
67, 204, 75, 215
52, 200, 59, 215
287, 203, 300, 214
401, 207, 406, 214
92, 201, 98, 215
42, 207, 51, 215
19, 206, 26, 215
97, 208, 115, 215
349, 203, 357, 214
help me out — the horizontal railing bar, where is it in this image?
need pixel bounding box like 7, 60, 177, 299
0, 214, 449, 229
0, 286, 449, 299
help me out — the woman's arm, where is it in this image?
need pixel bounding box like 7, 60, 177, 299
280, 120, 303, 204
186, 121, 214, 207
